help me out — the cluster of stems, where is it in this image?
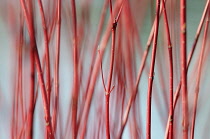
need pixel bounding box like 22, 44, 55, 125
2, 0, 210, 138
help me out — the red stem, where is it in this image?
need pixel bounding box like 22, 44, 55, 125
117, 1, 168, 137
52, 0, 61, 134
105, 20, 117, 139
70, 0, 79, 138
161, 0, 174, 138
180, 0, 188, 138
74, 0, 109, 134
78, 1, 123, 138
19, 0, 54, 138
190, 6, 209, 139
27, 27, 35, 139
186, 0, 210, 67
37, 1, 51, 137
164, 1, 210, 138
106, 0, 125, 137
37, 0, 51, 106
104, 1, 119, 138
146, 0, 160, 138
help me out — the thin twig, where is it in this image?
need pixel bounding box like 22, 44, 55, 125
190, 6, 210, 139
19, 0, 54, 138
52, 0, 61, 135
146, 0, 161, 138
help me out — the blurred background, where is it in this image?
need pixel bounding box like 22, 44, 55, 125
0, 0, 209, 138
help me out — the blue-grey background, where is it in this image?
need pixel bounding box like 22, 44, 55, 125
0, 0, 210, 138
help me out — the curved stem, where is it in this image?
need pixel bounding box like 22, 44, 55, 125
190, 7, 209, 139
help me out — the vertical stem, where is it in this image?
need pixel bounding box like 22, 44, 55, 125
168, 45, 173, 139
20, 0, 54, 138
180, 0, 188, 138
52, 0, 61, 134
78, 1, 123, 138
104, 0, 125, 138
105, 0, 114, 138
70, 0, 79, 138
117, 1, 168, 137
70, 0, 109, 135
105, 93, 110, 139
105, 20, 117, 139
161, 0, 174, 138
164, 1, 210, 138
18, 42, 24, 131
146, 0, 160, 138
27, 32, 35, 139
37, 0, 51, 107
190, 6, 209, 139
